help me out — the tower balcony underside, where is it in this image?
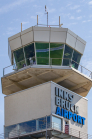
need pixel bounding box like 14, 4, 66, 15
1, 65, 92, 97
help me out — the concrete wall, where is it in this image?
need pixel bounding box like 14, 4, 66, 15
51, 82, 88, 133
5, 82, 51, 126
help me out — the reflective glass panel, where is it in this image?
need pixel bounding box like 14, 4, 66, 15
19, 120, 36, 134
37, 117, 46, 130
5, 116, 51, 138
24, 43, 35, 66
50, 43, 64, 65
14, 48, 24, 62
36, 43, 49, 65
52, 116, 62, 131
13, 48, 25, 69
63, 45, 73, 66
47, 116, 51, 128
5, 124, 17, 138
37, 116, 50, 130
72, 50, 81, 69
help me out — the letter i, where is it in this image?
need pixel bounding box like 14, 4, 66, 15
61, 108, 63, 116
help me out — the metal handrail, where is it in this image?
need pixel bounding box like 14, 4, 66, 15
4, 122, 92, 139
3, 57, 92, 79
3, 57, 91, 72
35, 24, 60, 27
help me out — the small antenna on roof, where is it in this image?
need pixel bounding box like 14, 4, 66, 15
36, 6, 63, 27
59, 16, 63, 27
37, 15, 38, 25
45, 5, 48, 27
21, 23, 22, 32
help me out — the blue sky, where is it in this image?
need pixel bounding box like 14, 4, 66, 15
0, 0, 92, 135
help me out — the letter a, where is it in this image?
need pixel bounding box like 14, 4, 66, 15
56, 107, 61, 116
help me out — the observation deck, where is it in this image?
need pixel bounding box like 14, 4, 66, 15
1, 26, 92, 96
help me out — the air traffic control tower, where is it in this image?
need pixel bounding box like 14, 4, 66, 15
1, 21, 92, 139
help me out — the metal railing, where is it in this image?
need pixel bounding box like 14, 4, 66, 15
5, 123, 51, 139
4, 122, 92, 139
3, 57, 92, 79
0, 133, 4, 139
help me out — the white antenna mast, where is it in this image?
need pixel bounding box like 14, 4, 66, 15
45, 5, 48, 27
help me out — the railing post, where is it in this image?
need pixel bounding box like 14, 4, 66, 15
25, 58, 27, 66
69, 59, 71, 67
71, 128, 72, 136
81, 66, 83, 73
46, 115, 47, 139
8, 132, 9, 139
18, 129, 20, 139
50, 58, 52, 66
79, 131, 80, 138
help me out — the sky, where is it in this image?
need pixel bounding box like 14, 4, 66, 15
0, 0, 92, 136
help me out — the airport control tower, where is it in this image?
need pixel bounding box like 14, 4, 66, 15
1, 16, 92, 139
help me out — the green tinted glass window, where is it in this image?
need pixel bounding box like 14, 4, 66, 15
24, 43, 35, 65
14, 47, 24, 62
72, 50, 81, 69
63, 45, 73, 66
13, 48, 25, 69
50, 43, 64, 65
36, 43, 49, 65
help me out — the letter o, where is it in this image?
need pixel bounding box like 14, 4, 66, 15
73, 114, 77, 122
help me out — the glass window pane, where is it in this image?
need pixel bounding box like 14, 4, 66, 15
52, 116, 62, 131
5, 124, 18, 138
14, 48, 24, 62
24, 43, 35, 66
50, 43, 64, 65
13, 48, 25, 69
16, 60, 25, 69
37, 117, 46, 130
19, 120, 36, 134
72, 50, 81, 69
63, 45, 73, 66
36, 43, 49, 65
47, 116, 50, 128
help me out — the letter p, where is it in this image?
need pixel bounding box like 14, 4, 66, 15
69, 111, 72, 120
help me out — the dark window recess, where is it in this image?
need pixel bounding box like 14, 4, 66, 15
72, 50, 81, 69
24, 43, 35, 65
63, 45, 73, 66
13, 48, 25, 69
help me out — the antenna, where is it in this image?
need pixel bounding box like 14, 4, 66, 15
37, 15, 38, 25
45, 5, 48, 27
36, 6, 63, 27
21, 23, 22, 32
59, 16, 60, 27
59, 16, 63, 27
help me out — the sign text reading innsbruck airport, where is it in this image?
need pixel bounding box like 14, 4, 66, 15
55, 87, 86, 125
